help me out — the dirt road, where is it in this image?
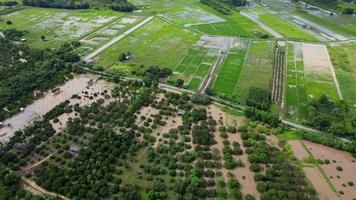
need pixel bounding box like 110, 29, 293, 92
21, 177, 70, 200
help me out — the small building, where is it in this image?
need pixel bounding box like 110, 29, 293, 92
13, 142, 25, 150
69, 145, 81, 154
177, 110, 186, 115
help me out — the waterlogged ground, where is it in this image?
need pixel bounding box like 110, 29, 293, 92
0, 74, 100, 144
289, 140, 356, 200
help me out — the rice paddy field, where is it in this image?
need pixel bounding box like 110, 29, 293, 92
284, 42, 340, 121
259, 13, 316, 41
0, 7, 123, 48
328, 43, 356, 103
93, 18, 201, 74
211, 40, 275, 104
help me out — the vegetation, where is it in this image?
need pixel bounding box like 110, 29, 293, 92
200, 0, 232, 15
0, 165, 56, 200
240, 121, 317, 200
306, 95, 356, 140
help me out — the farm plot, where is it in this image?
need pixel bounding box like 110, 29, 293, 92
0, 7, 122, 48
174, 36, 235, 91
93, 18, 201, 74
328, 44, 356, 103
301, 43, 340, 100
284, 42, 308, 121
284, 42, 340, 121
234, 41, 275, 103
259, 13, 316, 41
211, 40, 275, 104
210, 39, 249, 98
77, 16, 144, 57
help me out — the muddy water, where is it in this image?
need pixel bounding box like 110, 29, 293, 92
0, 75, 95, 144
303, 167, 339, 200
304, 141, 356, 200
289, 140, 356, 200
288, 140, 310, 160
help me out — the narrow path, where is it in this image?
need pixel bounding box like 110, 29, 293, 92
21, 177, 70, 200
324, 45, 343, 100
25, 153, 54, 171
83, 16, 154, 62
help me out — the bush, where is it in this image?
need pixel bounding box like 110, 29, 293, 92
336, 166, 343, 171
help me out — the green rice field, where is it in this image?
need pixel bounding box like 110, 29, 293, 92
211, 40, 249, 97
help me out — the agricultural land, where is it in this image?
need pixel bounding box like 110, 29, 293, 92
1, 0, 356, 199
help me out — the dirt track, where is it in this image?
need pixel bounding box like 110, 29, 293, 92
21, 177, 70, 200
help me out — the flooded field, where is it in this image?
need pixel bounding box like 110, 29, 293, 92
0, 74, 99, 144
289, 139, 356, 200
304, 141, 356, 199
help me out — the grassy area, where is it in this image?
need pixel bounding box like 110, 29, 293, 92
259, 13, 316, 41
0, 7, 123, 48
94, 18, 201, 74
296, 10, 356, 37
211, 40, 249, 97
328, 44, 356, 103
